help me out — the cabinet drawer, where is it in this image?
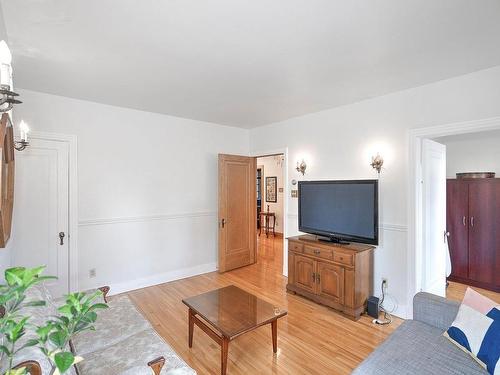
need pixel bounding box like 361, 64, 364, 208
289, 241, 304, 253
333, 252, 353, 266
304, 245, 332, 260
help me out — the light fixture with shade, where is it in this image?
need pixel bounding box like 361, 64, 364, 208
14, 120, 30, 151
0, 40, 21, 113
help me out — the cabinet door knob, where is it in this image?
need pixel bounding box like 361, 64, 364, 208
314, 249, 320, 255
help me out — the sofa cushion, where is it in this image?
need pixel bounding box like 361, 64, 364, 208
71, 295, 150, 355
353, 320, 487, 375
75, 329, 196, 375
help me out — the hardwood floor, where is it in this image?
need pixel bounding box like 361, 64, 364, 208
446, 280, 500, 304
127, 235, 402, 374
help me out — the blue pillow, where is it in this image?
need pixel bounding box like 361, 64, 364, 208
444, 304, 500, 374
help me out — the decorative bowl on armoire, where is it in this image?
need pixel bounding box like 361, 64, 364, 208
456, 172, 495, 179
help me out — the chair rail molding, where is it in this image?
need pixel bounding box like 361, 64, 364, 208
78, 211, 217, 226
286, 213, 407, 232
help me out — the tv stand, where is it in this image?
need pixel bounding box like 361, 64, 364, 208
287, 234, 375, 320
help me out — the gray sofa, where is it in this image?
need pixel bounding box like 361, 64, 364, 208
5, 285, 196, 375
353, 292, 487, 374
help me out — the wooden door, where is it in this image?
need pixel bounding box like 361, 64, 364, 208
12, 138, 70, 298
294, 255, 316, 293
218, 154, 256, 272
316, 261, 344, 304
468, 180, 496, 284
446, 179, 469, 279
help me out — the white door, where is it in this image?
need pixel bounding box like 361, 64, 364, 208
422, 139, 447, 297
12, 138, 70, 297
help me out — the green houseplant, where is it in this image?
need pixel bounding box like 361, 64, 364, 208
0, 266, 107, 375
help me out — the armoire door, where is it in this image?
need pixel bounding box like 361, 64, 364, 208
446, 179, 469, 279
468, 180, 496, 285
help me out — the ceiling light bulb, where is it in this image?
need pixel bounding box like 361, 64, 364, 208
0, 40, 12, 64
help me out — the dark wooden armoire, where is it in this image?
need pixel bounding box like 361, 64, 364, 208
446, 177, 500, 292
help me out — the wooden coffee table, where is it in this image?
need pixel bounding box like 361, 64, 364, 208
182, 285, 287, 375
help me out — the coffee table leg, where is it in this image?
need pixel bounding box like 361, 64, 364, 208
271, 320, 277, 353
188, 308, 194, 348
221, 337, 229, 375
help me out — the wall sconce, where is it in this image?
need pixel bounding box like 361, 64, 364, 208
296, 160, 307, 175
14, 120, 30, 151
0, 40, 22, 113
370, 153, 384, 174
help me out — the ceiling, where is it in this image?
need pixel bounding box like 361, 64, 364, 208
2, 1, 500, 128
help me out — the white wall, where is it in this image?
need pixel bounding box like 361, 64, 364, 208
250, 65, 500, 318
0, 18, 14, 273
13, 89, 249, 294
435, 130, 500, 178
257, 155, 284, 233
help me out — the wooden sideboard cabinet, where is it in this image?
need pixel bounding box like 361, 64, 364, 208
286, 235, 375, 320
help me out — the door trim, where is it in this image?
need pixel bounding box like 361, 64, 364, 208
250, 148, 289, 277
408, 116, 500, 318
20, 131, 79, 292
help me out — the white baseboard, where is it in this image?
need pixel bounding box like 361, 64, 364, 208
390, 304, 408, 320
108, 262, 218, 296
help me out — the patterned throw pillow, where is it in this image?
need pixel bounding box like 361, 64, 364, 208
444, 288, 500, 375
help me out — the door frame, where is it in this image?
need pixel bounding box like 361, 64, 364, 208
250, 148, 288, 277
408, 116, 500, 318
21, 131, 79, 292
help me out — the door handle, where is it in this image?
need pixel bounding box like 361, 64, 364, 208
316, 274, 321, 283
470, 217, 474, 227
59, 232, 65, 245
312, 272, 316, 282
444, 231, 450, 243
462, 216, 466, 226
221, 218, 226, 228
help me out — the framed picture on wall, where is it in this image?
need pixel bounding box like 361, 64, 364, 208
266, 176, 277, 203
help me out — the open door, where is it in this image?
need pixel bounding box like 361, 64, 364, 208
218, 154, 256, 272
422, 139, 447, 297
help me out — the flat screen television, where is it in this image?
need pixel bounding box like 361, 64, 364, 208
298, 180, 378, 245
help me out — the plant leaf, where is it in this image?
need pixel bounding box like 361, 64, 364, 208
23, 300, 46, 308
5, 268, 25, 286
54, 351, 75, 374
49, 330, 68, 348
0, 344, 11, 356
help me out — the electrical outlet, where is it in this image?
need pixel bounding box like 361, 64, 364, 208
89, 268, 96, 278
382, 278, 388, 290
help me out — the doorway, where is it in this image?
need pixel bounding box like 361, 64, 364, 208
11, 132, 77, 297
408, 117, 500, 317
218, 150, 288, 276
256, 154, 285, 268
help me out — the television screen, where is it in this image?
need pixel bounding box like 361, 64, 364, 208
298, 180, 378, 245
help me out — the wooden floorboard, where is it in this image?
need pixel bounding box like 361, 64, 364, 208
126, 235, 499, 374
